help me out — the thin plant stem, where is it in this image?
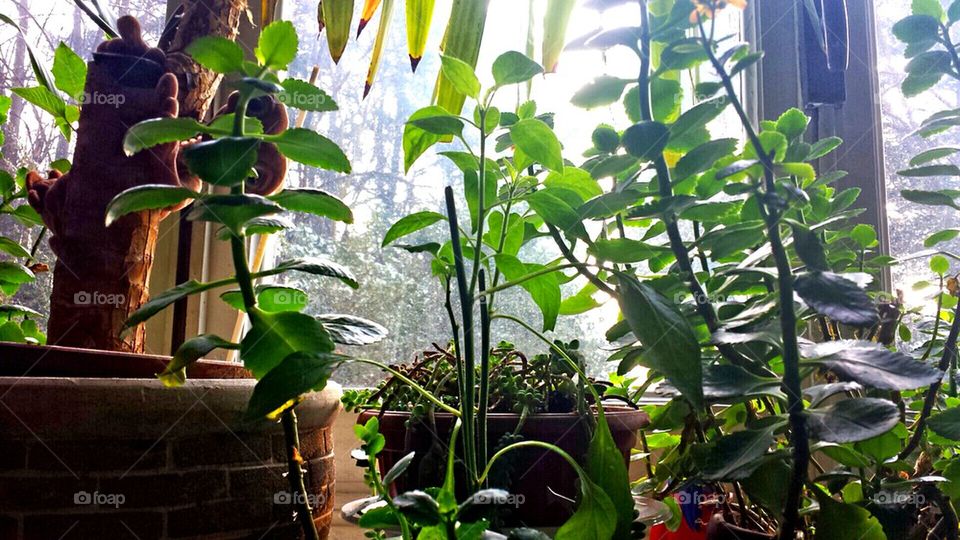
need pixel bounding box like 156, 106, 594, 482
478, 270, 491, 474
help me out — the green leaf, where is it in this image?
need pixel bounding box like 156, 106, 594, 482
440, 55, 480, 100
403, 106, 448, 172
585, 414, 634, 538
0, 321, 25, 343
382, 211, 446, 247
277, 78, 338, 112
617, 274, 703, 408
464, 169, 497, 232
775, 108, 809, 139
494, 254, 560, 331
805, 398, 901, 443
700, 425, 777, 480
0, 237, 30, 259
897, 164, 960, 177
910, 146, 960, 165
932, 254, 951, 275
807, 136, 843, 159
559, 282, 601, 315
125, 279, 214, 327
269, 188, 352, 223
221, 285, 309, 313
850, 223, 878, 248
571, 76, 632, 109
588, 238, 670, 263
245, 351, 346, 420
52, 43, 86, 101
673, 138, 738, 181
554, 476, 617, 540
651, 77, 683, 122
543, 167, 602, 200
105, 185, 200, 226
186, 36, 244, 74
255, 20, 298, 70
0, 262, 33, 284
271, 257, 359, 288
699, 364, 786, 402
815, 498, 886, 540
241, 309, 336, 379
951, 0, 960, 22
621, 121, 670, 160
925, 228, 960, 247
913, 0, 945, 20
316, 314, 388, 345
510, 118, 563, 172
927, 407, 960, 440
794, 271, 879, 327
270, 128, 350, 173
667, 96, 728, 151
525, 189, 588, 239
893, 14, 940, 43
186, 194, 281, 234
158, 334, 238, 387
901, 189, 960, 209
800, 340, 943, 391
790, 222, 830, 271
491, 51, 543, 86
123, 117, 209, 156
183, 137, 260, 187
408, 113, 464, 137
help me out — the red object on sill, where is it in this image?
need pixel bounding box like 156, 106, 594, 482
647, 497, 718, 540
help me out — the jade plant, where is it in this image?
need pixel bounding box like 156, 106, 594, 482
104, 21, 387, 539
503, 0, 955, 538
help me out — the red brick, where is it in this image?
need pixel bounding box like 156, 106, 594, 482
0, 474, 95, 510
167, 498, 274, 538
272, 428, 333, 462
229, 464, 288, 499
23, 510, 164, 540
172, 432, 273, 467
98, 469, 228, 508
28, 439, 167, 471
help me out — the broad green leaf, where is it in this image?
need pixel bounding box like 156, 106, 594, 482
815, 498, 886, 540
0, 262, 33, 284
571, 76, 632, 109
554, 476, 617, 540
403, 106, 448, 172
440, 55, 480, 99
186, 36, 244, 74
105, 185, 200, 226
667, 96, 728, 151
316, 314, 388, 345
382, 211, 446, 247
491, 51, 543, 86
800, 340, 942, 391
673, 138, 738, 180
699, 364, 786, 402
183, 137, 260, 187
617, 274, 703, 408
805, 398, 900, 443
932, 254, 951, 274
270, 188, 352, 223
510, 118, 563, 172
925, 228, 960, 247
408, 113, 464, 137
893, 14, 940, 43
559, 282, 601, 315
494, 254, 560, 331
269, 128, 350, 172
775, 107, 809, 139
927, 407, 960, 440
621, 121, 670, 160
241, 309, 336, 378
277, 78, 338, 112
794, 271, 879, 327
588, 238, 670, 263
525, 189, 588, 239
807, 136, 843, 159
700, 425, 777, 480
52, 42, 86, 100
158, 334, 238, 387
0, 237, 29, 259
220, 285, 309, 313
186, 194, 281, 234
543, 167, 602, 200
255, 20, 298, 70
245, 351, 347, 420
123, 117, 210, 156
850, 223, 878, 248
585, 414, 634, 538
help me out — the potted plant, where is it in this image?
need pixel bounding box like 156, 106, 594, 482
0, 11, 369, 539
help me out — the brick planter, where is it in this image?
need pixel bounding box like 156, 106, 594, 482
0, 347, 342, 540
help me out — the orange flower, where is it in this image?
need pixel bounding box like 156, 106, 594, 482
690, 0, 748, 23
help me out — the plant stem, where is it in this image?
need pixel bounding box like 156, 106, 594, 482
354, 358, 462, 416
282, 411, 320, 540
444, 186, 479, 491
546, 224, 616, 296
899, 300, 960, 460
227, 93, 318, 540
478, 270, 491, 474
636, 0, 772, 379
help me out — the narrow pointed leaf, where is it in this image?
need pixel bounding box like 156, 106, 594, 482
322, 0, 355, 63
406, 0, 436, 71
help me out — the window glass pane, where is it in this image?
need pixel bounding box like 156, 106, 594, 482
277, 2, 743, 385
875, 0, 957, 305
0, 1, 166, 323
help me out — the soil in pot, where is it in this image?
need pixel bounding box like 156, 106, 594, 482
0, 342, 341, 540
358, 406, 648, 528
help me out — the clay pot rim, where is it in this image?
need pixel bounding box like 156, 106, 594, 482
0, 341, 251, 380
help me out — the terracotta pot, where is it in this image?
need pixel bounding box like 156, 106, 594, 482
0, 342, 341, 540
358, 406, 649, 527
